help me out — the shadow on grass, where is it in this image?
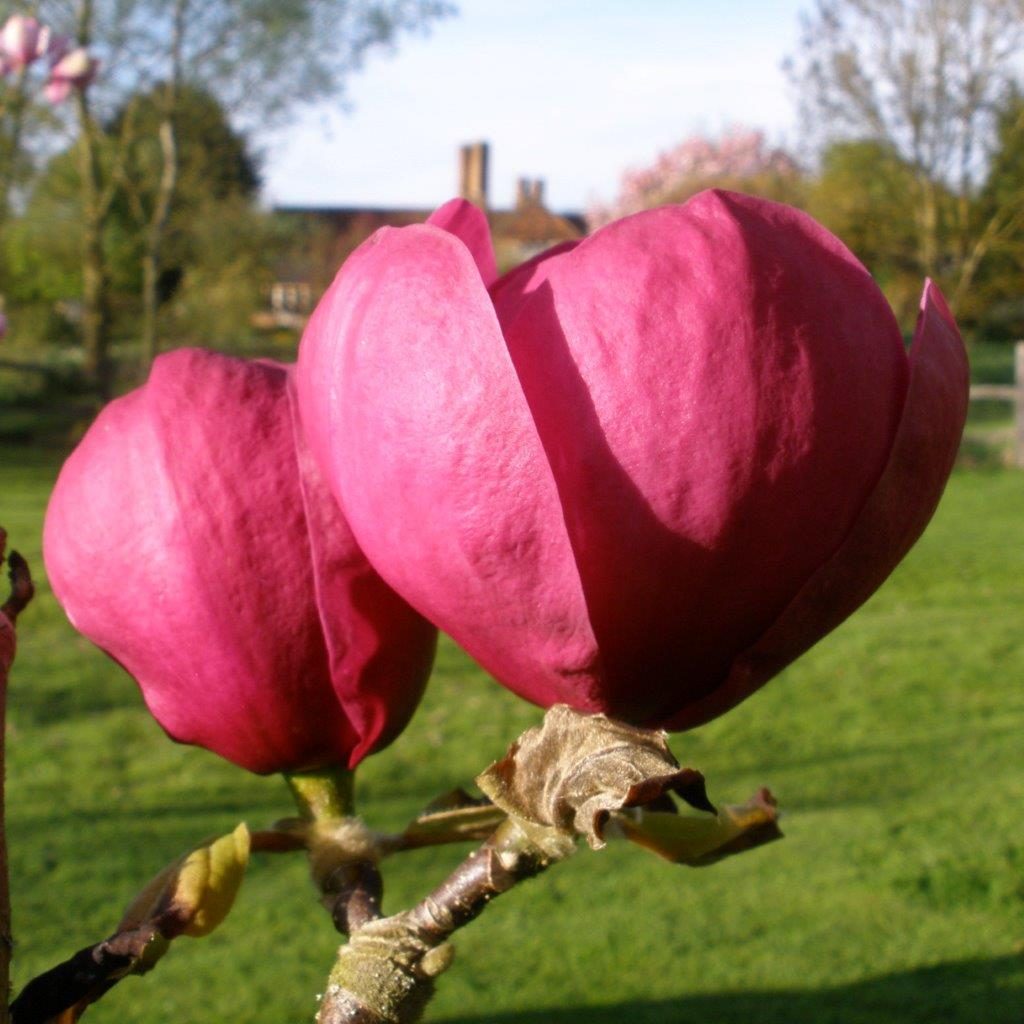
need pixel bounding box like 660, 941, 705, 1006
441, 954, 1024, 1024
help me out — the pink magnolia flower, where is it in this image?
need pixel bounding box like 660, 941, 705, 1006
44, 349, 437, 774
44, 45, 97, 103
297, 191, 969, 730
0, 312, 7, 340
0, 14, 40, 68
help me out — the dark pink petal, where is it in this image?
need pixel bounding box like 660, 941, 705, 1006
489, 239, 579, 327
285, 373, 436, 766
297, 224, 602, 710
45, 353, 345, 772
46, 350, 436, 774
668, 279, 969, 729
501, 190, 909, 722
427, 198, 498, 287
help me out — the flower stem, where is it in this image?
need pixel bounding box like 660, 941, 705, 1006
284, 766, 355, 822
316, 818, 572, 1024
283, 766, 385, 936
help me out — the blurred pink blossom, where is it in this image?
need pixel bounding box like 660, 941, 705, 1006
44, 46, 98, 104
1, 14, 41, 68
589, 128, 801, 229
43, 77, 72, 103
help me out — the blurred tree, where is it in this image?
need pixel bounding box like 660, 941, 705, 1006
958, 89, 1024, 333
113, 84, 261, 283
787, 0, 1024, 315
0, 11, 75, 230
35, 0, 453, 397
589, 128, 804, 229
805, 140, 928, 323
9, 85, 281, 353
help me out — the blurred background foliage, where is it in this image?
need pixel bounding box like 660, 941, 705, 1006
1, 0, 1024, 421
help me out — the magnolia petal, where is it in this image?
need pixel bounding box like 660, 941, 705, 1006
489, 239, 579, 326
297, 224, 600, 709
503, 190, 908, 721
45, 352, 350, 773
139, 352, 349, 771
426, 198, 498, 287
285, 372, 436, 768
670, 279, 969, 730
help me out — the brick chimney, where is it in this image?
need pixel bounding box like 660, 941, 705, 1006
516, 176, 547, 210
459, 141, 489, 208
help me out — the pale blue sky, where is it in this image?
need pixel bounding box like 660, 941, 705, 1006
262, 0, 808, 212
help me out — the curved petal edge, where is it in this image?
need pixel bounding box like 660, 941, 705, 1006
667, 278, 970, 730
427, 197, 498, 288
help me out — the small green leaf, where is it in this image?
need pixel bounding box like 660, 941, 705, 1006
613, 787, 782, 866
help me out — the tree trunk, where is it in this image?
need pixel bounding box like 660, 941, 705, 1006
75, 94, 113, 401
0, 68, 29, 232
140, 0, 186, 376
917, 174, 939, 279
141, 116, 177, 372
73, 0, 114, 402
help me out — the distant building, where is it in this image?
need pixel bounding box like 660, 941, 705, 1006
262, 142, 585, 328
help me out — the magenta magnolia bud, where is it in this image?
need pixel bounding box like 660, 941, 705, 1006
1, 14, 40, 67
44, 350, 437, 773
297, 191, 969, 730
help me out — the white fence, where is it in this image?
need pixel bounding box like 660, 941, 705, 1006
967, 341, 1024, 469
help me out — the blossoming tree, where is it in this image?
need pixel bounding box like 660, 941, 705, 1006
588, 128, 803, 229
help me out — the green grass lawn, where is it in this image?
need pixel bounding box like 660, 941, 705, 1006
1, 442, 1022, 1023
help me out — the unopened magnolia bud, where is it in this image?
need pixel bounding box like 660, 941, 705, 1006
45, 351, 437, 774
297, 193, 968, 731
119, 823, 251, 940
